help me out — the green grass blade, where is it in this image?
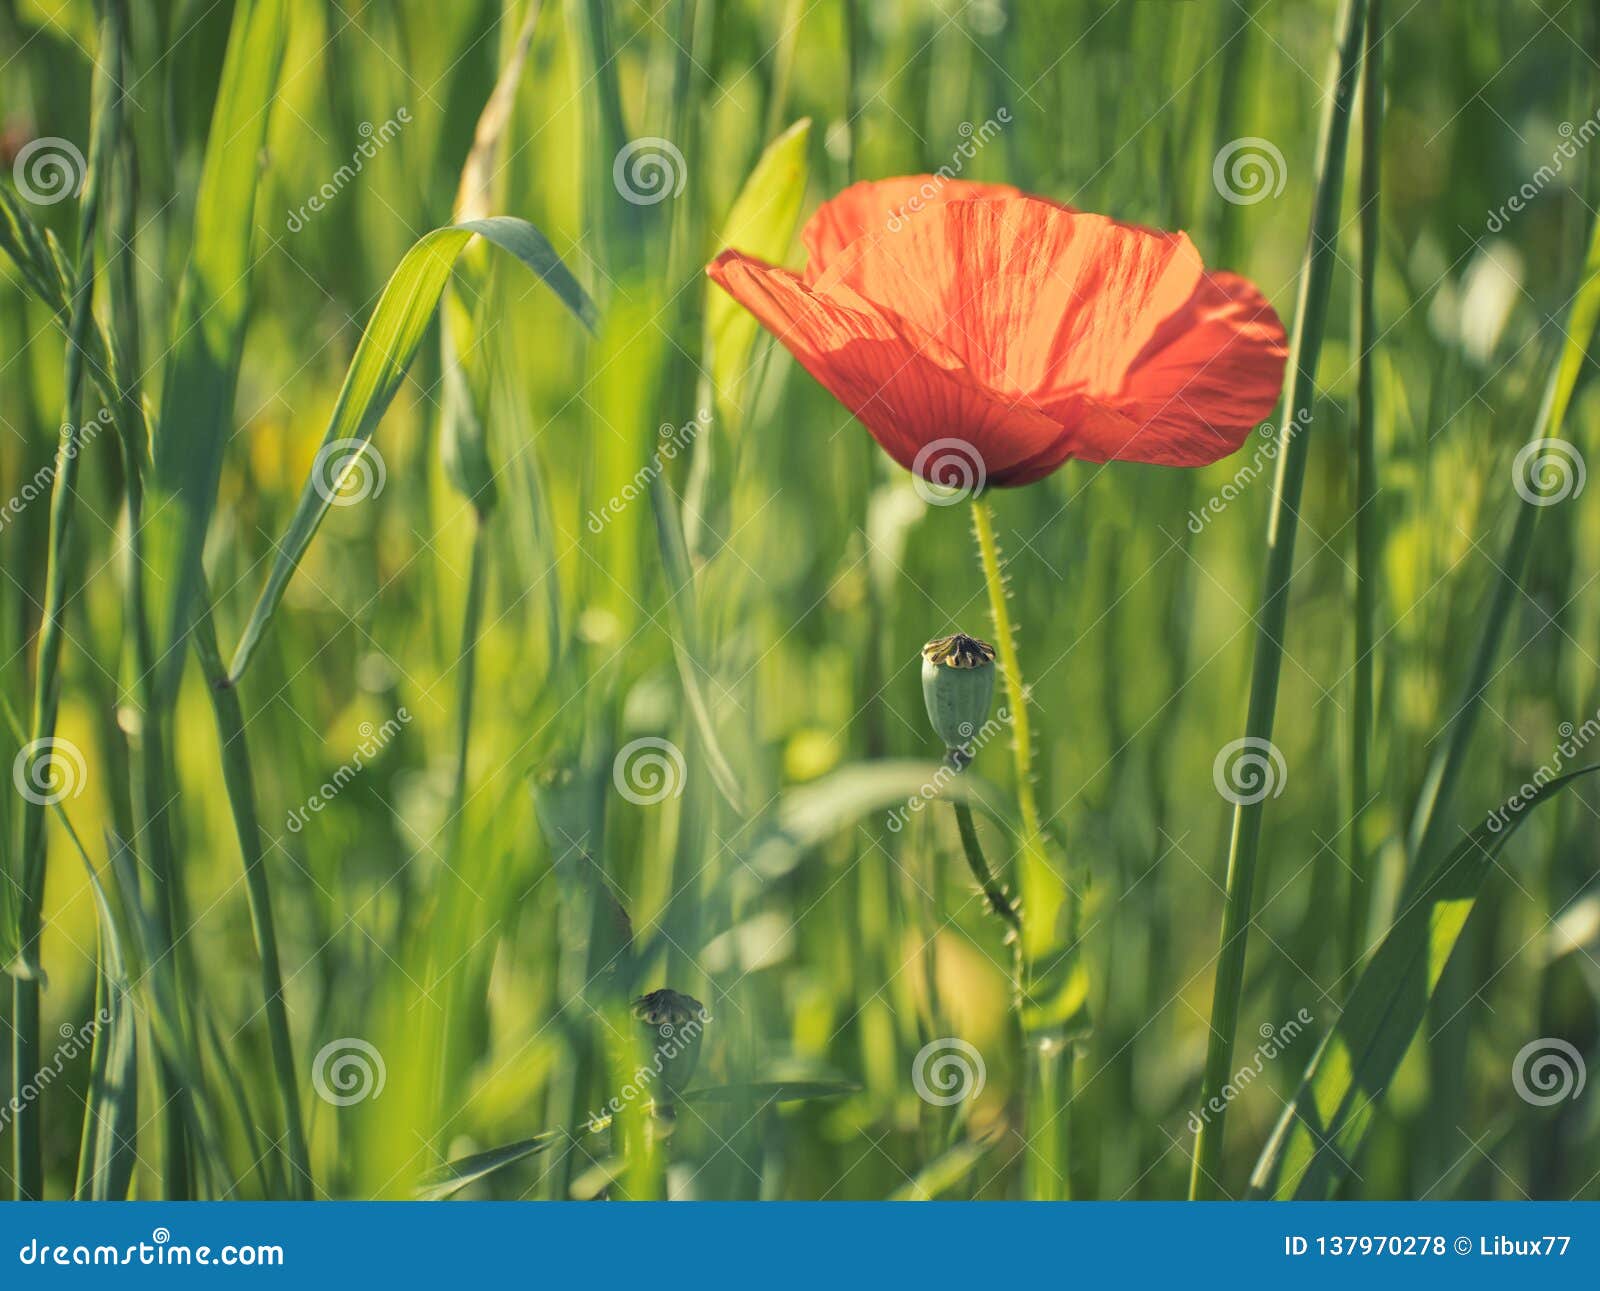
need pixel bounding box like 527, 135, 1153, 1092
887, 1138, 994, 1201
648, 471, 746, 813
1250, 765, 1600, 1198
1405, 213, 1600, 872
417, 1131, 563, 1200
225, 217, 597, 683
1189, 0, 1369, 1200
1345, 0, 1383, 983
706, 117, 811, 427
144, 0, 289, 704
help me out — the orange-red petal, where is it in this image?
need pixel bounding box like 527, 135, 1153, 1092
801, 176, 1023, 271
707, 249, 1067, 483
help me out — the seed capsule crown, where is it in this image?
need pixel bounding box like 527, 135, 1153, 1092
922, 632, 996, 670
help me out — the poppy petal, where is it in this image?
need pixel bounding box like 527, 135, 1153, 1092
813, 198, 1205, 404
707, 249, 1065, 482
1077, 271, 1289, 466
801, 176, 1023, 271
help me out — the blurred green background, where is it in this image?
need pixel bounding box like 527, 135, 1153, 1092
1, 0, 1597, 1201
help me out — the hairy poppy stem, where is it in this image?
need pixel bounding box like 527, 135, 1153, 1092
949, 794, 1023, 1007
970, 495, 1073, 1200
1189, 0, 1369, 1200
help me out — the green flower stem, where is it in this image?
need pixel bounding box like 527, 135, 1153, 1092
1189, 0, 1369, 1201
969, 494, 1072, 1201
950, 795, 1023, 1008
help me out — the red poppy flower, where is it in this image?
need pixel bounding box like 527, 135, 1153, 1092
707, 177, 1288, 488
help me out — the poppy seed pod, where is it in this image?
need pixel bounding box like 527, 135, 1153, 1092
632, 988, 708, 1105
922, 633, 996, 763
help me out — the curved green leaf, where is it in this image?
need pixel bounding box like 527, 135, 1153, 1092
226, 217, 597, 683
417, 1130, 563, 1201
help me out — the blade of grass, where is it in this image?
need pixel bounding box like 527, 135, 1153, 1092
1345, 0, 1384, 985
1250, 765, 1600, 1197
10, 1, 122, 1196
1404, 213, 1600, 875
225, 217, 597, 684
1189, 0, 1369, 1200
191, 594, 312, 1198
144, 0, 289, 705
